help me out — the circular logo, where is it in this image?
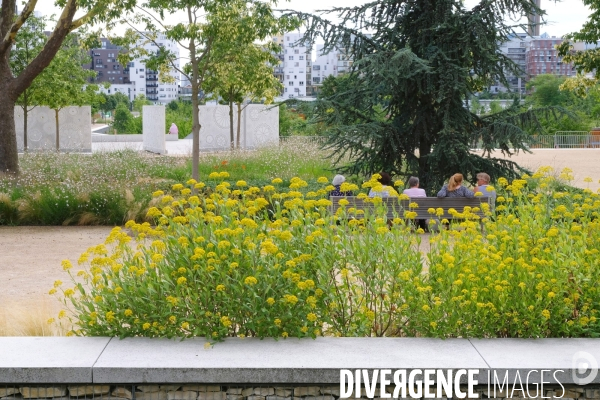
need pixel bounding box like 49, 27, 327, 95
572, 351, 599, 385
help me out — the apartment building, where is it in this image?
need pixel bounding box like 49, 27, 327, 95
84, 35, 180, 104
282, 32, 311, 98
526, 33, 575, 78
490, 33, 531, 94
311, 44, 338, 86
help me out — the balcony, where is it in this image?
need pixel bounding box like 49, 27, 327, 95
147, 83, 158, 87
146, 76, 158, 81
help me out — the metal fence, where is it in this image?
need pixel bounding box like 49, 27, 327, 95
281, 134, 600, 150
279, 136, 328, 146
528, 133, 600, 149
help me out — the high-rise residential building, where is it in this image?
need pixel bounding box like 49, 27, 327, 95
526, 33, 575, 78
311, 44, 339, 87
282, 32, 311, 98
490, 33, 531, 94
84, 35, 180, 104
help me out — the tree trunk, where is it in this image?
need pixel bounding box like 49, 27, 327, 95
23, 106, 28, 152
0, 95, 19, 174
191, 83, 201, 181
236, 102, 242, 149
229, 91, 234, 150
418, 140, 432, 193
55, 109, 60, 152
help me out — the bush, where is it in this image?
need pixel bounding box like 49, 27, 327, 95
113, 104, 134, 134
165, 101, 193, 139
55, 169, 600, 339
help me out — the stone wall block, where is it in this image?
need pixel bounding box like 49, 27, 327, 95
138, 386, 162, 393
226, 389, 243, 395
197, 392, 227, 400
113, 387, 134, 399
68, 385, 111, 396
303, 396, 335, 400
20, 387, 67, 399
254, 389, 275, 396
136, 390, 168, 400
266, 396, 291, 400
564, 391, 583, 399
161, 386, 182, 392
0, 389, 18, 397
320, 388, 340, 396
246, 396, 266, 400
274, 390, 293, 397
167, 391, 198, 400
294, 387, 321, 397
183, 386, 221, 393
586, 389, 600, 399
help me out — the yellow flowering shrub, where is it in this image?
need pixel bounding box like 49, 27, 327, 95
55, 167, 600, 339
409, 168, 600, 337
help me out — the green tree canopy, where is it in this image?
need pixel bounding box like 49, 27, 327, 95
10, 14, 48, 151
111, 0, 297, 180
556, 1, 600, 95
288, 0, 567, 193
0, 0, 139, 174
204, 42, 283, 148
132, 94, 152, 113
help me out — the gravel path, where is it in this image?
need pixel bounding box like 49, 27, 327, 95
0, 226, 115, 319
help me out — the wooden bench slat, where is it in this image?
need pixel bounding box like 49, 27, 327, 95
329, 196, 491, 219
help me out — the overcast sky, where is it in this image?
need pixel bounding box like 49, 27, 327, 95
31, 0, 591, 58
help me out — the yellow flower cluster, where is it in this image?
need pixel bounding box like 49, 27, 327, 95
52, 167, 600, 341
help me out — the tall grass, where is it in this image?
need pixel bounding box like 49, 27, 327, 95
0, 143, 338, 225
0, 298, 67, 336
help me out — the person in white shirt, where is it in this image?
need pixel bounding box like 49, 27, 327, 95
473, 172, 497, 203
403, 176, 428, 232
403, 176, 426, 198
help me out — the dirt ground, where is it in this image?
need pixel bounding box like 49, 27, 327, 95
0, 226, 115, 323
0, 149, 598, 333
475, 149, 600, 192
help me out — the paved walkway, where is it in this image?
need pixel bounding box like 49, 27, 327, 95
92, 139, 194, 155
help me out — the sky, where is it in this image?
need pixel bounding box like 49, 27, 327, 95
31, 0, 592, 59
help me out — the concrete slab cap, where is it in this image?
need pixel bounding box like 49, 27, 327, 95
0, 337, 110, 383
93, 337, 488, 384
469, 338, 600, 384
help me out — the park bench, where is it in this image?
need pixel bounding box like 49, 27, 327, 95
329, 196, 491, 221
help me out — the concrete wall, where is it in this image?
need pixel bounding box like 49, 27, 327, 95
143, 105, 166, 154
15, 106, 92, 152
199, 105, 279, 151
1, 338, 599, 386
92, 134, 178, 142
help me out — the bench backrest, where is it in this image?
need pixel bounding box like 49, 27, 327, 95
329, 196, 491, 219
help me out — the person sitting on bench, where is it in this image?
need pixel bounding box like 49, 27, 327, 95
473, 172, 496, 202
329, 174, 353, 197
437, 173, 474, 198
403, 176, 426, 198
368, 172, 399, 198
